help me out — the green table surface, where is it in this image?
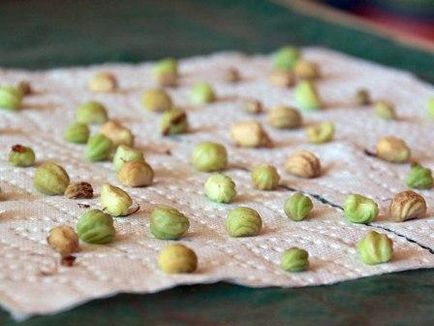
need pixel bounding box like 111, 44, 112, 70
1, 0, 433, 324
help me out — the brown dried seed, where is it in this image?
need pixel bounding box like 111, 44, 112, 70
225, 68, 241, 83
47, 226, 79, 256
389, 190, 427, 222
284, 150, 321, 178
64, 182, 93, 199
244, 99, 263, 114
269, 70, 295, 87
230, 120, 272, 148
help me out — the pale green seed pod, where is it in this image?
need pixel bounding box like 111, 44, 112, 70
355, 88, 371, 106
294, 80, 321, 111
142, 88, 173, 112
117, 160, 154, 187
284, 193, 313, 221
225, 207, 262, 238
76, 209, 115, 244
191, 142, 228, 172
76, 101, 108, 124
150, 205, 190, 240
343, 194, 379, 224
64, 122, 90, 144
294, 59, 320, 80
204, 174, 236, 203
0, 86, 23, 111
47, 226, 80, 256
389, 190, 427, 222
271, 46, 300, 71
88, 72, 118, 92
33, 162, 70, 195
281, 247, 309, 272
152, 58, 178, 87
100, 183, 133, 217
251, 164, 280, 190
158, 244, 198, 274
8, 144, 35, 167
112, 145, 144, 172
267, 106, 302, 129
357, 231, 393, 265
190, 82, 215, 104
100, 120, 134, 148
85, 134, 113, 162
305, 121, 335, 144
374, 101, 396, 120
376, 136, 410, 163
406, 164, 433, 190
428, 97, 434, 118
160, 108, 189, 136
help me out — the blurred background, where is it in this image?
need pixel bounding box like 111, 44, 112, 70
0, 0, 432, 81
319, 0, 434, 42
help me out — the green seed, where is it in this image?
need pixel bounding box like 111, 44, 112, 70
271, 46, 300, 71
100, 184, 133, 217
152, 58, 178, 87
76, 101, 108, 124
191, 142, 228, 172
0, 86, 23, 111
357, 231, 393, 265
64, 122, 90, 144
76, 209, 115, 244
8, 144, 35, 167
33, 162, 70, 195
284, 193, 313, 221
85, 134, 113, 161
112, 145, 144, 172
150, 205, 190, 240
225, 207, 262, 238
294, 80, 321, 111
160, 108, 189, 136
158, 244, 198, 274
142, 88, 173, 112
406, 164, 433, 189
305, 121, 335, 144
428, 97, 434, 118
204, 173, 236, 203
251, 164, 280, 190
343, 194, 379, 224
374, 101, 396, 120
281, 247, 309, 272
190, 82, 215, 104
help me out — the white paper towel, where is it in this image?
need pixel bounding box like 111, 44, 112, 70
0, 48, 433, 319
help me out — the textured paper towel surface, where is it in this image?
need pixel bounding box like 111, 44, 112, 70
0, 48, 433, 319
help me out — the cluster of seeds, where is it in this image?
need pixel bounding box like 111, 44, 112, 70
1, 46, 433, 275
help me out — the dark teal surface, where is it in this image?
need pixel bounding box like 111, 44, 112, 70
0, 0, 433, 82
0, 0, 433, 324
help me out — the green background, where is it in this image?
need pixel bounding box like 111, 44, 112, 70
1, 0, 433, 324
